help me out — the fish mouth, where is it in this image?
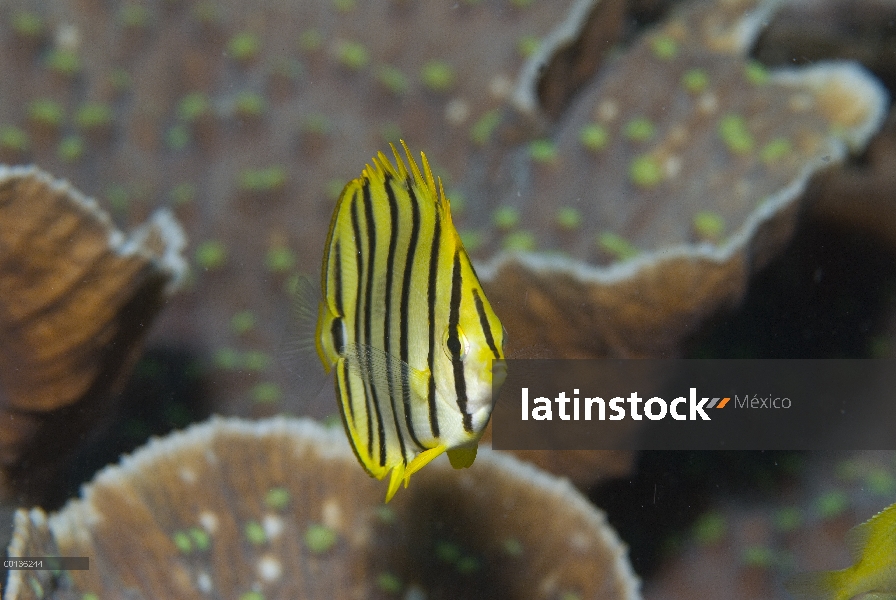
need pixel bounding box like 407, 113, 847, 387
490, 360, 507, 408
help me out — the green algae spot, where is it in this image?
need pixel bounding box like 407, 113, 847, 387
628, 154, 663, 188
105, 184, 130, 212
251, 381, 282, 403
435, 541, 461, 563
229, 32, 260, 62
195, 240, 227, 271
235, 92, 267, 118
82, 594, 100, 600
327, 179, 346, 200
517, 35, 540, 58
760, 137, 792, 164
240, 166, 287, 192
28, 98, 64, 128
650, 35, 678, 60
377, 65, 409, 95
866, 467, 896, 495
189, 527, 211, 551
511, 0, 534, 7
459, 230, 484, 252
244, 350, 270, 372
693, 211, 725, 241
597, 232, 638, 260
741, 545, 775, 568
377, 572, 402, 594
375, 505, 396, 525
245, 521, 267, 545
108, 68, 132, 93
560, 593, 582, 600
118, 4, 151, 28
502, 537, 524, 556
773, 506, 802, 532
305, 523, 338, 554
322, 414, 341, 428
166, 125, 190, 150
177, 92, 210, 122
718, 114, 754, 154
493, 205, 520, 230
503, 231, 536, 251
421, 61, 455, 92
456, 555, 481, 574
529, 139, 557, 163
266, 247, 296, 272
579, 123, 609, 151
681, 68, 709, 94
213, 347, 240, 370
814, 490, 849, 520
470, 109, 502, 146
230, 310, 256, 335
556, 207, 582, 230
172, 530, 193, 553
624, 117, 655, 142
447, 189, 465, 212
75, 102, 113, 130
333, 0, 357, 11
299, 29, 323, 52
0, 126, 29, 152
744, 60, 770, 85
380, 122, 402, 144
265, 487, 290, 510
301, 113, 332, 136
46, 48, 81, 76
169, 182, 196, 205
337, 41, 370, 71
239, 592, 265, 600
12, 11, 43, 38
58, 135, 84, 163
693, 511, 727, 545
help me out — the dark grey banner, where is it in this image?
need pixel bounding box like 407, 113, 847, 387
490, 360, 896, 450
4, 557, 89, 570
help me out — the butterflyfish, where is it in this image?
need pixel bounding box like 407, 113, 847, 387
786, 500, 896, 600
315, 141, 506, 502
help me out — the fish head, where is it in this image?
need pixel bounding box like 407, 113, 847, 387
452, 285, 507, 432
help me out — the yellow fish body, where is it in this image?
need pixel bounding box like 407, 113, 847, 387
316, 142, 506, 502
787, 500, 896, 600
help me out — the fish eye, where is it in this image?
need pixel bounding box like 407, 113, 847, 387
443, 326, 469, 361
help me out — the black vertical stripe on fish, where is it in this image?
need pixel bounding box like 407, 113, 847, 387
361, 181, 387, 468
382, 174, 408, 463
426, 205, 441, 438
473, 288, 500, 360
448, 250, 473, 432
398, 179, 425, 450
349, 192, 374, 460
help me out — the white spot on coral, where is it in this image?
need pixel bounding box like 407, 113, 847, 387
257, 554, 282, 582
196, 571, 213, 593
55, 24, 80, 51
539, 571, 560, 596
404, 584, 427, 600
445, 98, 470, 125
199, 511, 219, 534
179, 467, 197, 484
595, 99, 619, 123
205, 450, 218, 464
322, 497, 343, 530
263, 514, 284, 540
664, 155, 682, 179
489, 74, 513, 100
697, 92, 718, 115
351, 523, 372, 548
788, 92, 813, 113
